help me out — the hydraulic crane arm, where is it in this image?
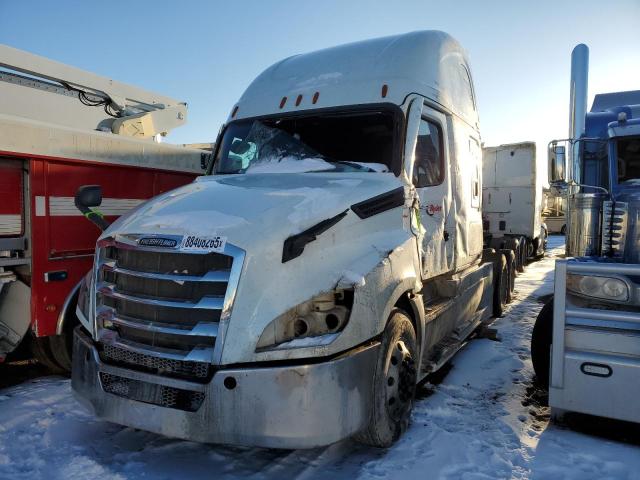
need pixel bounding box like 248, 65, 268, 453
0, 44, 187, 139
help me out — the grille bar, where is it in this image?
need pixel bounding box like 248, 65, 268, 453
108, 314, 219, 337
98, 283, 224, 310
102, 262, 231, 283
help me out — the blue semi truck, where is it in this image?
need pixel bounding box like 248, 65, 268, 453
532, 44, 640, 423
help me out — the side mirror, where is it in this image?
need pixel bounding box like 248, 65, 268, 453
75, 185, 110, 231
548, 144, 566, 184
75, 185, 103, 209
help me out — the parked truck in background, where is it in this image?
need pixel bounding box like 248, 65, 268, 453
542, 188, 567, 234
482, 142, 546, 273
71, 31, 523, 448
531, 44, 640, 425
0, 45, 206, 372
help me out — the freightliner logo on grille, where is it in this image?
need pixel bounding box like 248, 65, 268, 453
138, 237, 178, 248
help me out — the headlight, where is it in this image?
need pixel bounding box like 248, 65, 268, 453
566, 274, 629, 302
75, 270, 94, 333
256, 290, 352, 350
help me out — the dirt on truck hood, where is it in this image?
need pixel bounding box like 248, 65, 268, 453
103, 172, 405, 250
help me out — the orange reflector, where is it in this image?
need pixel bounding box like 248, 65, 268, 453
295, 94, 303, 106
231, 105, 239, 118
381, 84, 388, 98
312, 92, 320, 104
279, 97, 287, 109
45, 304, 57, 313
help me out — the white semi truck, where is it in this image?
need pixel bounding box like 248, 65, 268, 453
482, 142, 546, 272
71, 31, 518, 448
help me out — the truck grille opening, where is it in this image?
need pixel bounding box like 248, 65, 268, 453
102, 270, 228, 302
101, 296, 219, 325
105, 246, 232, 276
99, 372, 205, 412
100, 344, 211, 381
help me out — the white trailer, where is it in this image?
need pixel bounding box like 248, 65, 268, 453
482, 142, 546, 268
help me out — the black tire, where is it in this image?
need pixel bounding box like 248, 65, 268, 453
531, 299, 553, 388
493, 254, 509, 317
49, 334, 73, 372
31, 334, 67, 375
517, 237, 526, 273
560, 225, 567, 235
501, 249, 516, 303
355, 309, 417, 448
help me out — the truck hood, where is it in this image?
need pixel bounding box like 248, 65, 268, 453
105, 172, 404, 249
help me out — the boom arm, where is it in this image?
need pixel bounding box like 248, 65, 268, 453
0, 44, 187, 139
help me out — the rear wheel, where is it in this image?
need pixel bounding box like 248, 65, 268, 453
501, 249, 516, 303
517, 237, 526, 273
355, 309, 417, 448
31, 334, 67, 375
493, 254, 509, 317
531, 299, 553, 388
560, 225, 567, 235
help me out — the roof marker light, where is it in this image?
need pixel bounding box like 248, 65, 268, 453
279, 97, 287, 109
381, 84, 388, 98
295, 94, 303, 106
312, 92, 320, 104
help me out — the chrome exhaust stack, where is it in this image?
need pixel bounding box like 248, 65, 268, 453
568, 44, 589, 182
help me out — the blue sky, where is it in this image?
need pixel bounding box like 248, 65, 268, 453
1, 0, 639, 156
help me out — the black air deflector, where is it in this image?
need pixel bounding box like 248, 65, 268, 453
282, 210, 348, 263
350, 187, 405, 219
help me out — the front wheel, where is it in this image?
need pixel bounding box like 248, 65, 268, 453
355, 309, 417, 448
531, 299, 553, 388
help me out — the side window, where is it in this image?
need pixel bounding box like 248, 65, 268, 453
413, 118, 444, 187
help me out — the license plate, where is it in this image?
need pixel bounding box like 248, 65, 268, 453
180, 235, 226, 253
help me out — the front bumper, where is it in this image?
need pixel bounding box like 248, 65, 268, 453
71, 328, 379, 449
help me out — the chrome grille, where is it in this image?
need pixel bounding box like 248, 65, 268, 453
94, 236, 242, 382
601, 201, 628, 258
99, 372, 205, 412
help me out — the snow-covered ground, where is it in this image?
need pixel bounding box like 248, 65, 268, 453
1, 236, 639, 480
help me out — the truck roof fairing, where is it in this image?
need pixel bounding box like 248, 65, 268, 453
231, 31, 479, 128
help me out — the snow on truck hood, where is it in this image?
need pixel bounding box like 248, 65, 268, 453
104, 172, 403, 250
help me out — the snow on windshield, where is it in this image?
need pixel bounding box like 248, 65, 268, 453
245, 156, 335, 174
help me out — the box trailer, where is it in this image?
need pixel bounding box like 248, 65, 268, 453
483, 142, 546, 270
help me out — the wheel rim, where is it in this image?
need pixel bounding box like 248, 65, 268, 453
385, 340, 417, 421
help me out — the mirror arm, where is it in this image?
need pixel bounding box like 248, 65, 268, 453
75, 204, 110, 231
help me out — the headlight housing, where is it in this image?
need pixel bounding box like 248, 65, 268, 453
256, 290, 352, 350
566, 274, 629, 302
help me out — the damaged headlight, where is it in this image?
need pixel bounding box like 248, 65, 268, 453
75, 270, 94, 334
566, 274, 629, 302
256, 290, 352, 350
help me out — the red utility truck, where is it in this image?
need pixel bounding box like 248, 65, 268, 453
0, 44, 206, 371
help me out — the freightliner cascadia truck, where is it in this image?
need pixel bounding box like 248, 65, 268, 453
482, 142, 546, 273
0, 45, 205, 372
531, 44, 640, 424
72, 31, 520, 448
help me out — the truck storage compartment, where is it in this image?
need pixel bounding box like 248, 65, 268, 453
0, 159, 23, 237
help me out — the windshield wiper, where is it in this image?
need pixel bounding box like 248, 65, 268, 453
332, 161, 375, 172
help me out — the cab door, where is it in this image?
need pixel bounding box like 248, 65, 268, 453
406, 100, 455, 279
